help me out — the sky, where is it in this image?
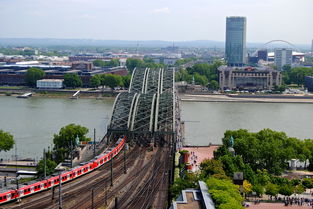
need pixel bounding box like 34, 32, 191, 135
0, 0, 312, 44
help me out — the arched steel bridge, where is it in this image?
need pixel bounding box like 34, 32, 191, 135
252, 39, 300, 56
108, 67, 175, 136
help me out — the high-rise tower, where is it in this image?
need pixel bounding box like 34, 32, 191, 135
225, 16, 247, 66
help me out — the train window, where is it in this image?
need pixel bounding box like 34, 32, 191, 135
0, 196, 2, 200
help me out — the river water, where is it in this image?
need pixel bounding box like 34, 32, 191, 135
182, 101, 313, 145
1, 96, 313, 160
0, 96, 114, 160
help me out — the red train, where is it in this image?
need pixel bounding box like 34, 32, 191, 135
0, 136, 126, 205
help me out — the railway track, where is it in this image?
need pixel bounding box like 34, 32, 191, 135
71, 147, 148, 209
125, 147, 169, 209
5, 145, 139, 209
116, 147, 162, 208
5, 145, 171, 209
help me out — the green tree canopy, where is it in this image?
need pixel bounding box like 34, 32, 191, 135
126, 58, 144, 72
216, 129, 312, 175
175, 69, 192, 83
170, 173, 198, 199
209, 80, 219, 90
104, 74, 123, 89
282, 67, 313, 86
93, 59, 120, 68
63, 73, 82, 88
36, 159, 57, 177
279, 184, 294, 196
89, 75, 101, 88
206, 177, 243, 209
200, 159, 227, 179
0, 130, 15, 152
122, 75, 131, 88
302, 178, 313, 189
265, 183, 279, 197
25, 67, 45, 87
93, 59, 106, 67
53, 124, 89, 162
194, 72, 208, 86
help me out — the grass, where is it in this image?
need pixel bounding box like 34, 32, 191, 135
6, 165, 36, 169
11, 177, 36, 184
0, 86, 28, 90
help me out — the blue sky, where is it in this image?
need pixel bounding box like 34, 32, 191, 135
0, 0, 312, 44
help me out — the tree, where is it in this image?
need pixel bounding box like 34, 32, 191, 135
93, 59, 106, 67
94, 59, 120, 68
36, 159, 57, 177
104, 74, 123, 90
63, 73, 82, 88
25, 67, 45, 87
302, 178, 313, 189
89, 75, 101, 88
206, 177, 243, 209
209, 80, 219, 90
170, 173, 198, 199
294, 184, 305, 194
219, 129, 309, 175
194, 73, 208, 86
107, 59, 120, 67
175, 69, 192, 83
53, 124, 89, 162
126, 58, 144, 72
243, 180, 252, 195
279, 184, 294, 196
122, 75, 131, 88
283, 67, 313, 86
252, 184, 264, 197
265, 183, 279, 197
273, 85, 287, 93
200, 159, 227, 179
100, 74, 107, 88
0, 130, 15, 152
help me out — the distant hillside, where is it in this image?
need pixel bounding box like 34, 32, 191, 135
0, 38, 223, 48
0, 38, 309, 50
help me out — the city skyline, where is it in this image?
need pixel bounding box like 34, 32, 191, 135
0, 0, 312, 44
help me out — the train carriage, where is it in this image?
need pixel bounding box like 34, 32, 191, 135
0, 136, 125, 205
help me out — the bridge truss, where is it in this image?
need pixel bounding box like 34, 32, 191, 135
108, 67, 176, 143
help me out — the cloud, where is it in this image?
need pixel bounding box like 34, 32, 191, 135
152, 7, 170, 14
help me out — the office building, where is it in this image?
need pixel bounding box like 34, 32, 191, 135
257, 49, 268, 61
274, 48, 292, 70
225, 16, 247, 67
219, 66, 282, 90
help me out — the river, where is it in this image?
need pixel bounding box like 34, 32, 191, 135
0, 96, 114, 160
0, 96, 313, 160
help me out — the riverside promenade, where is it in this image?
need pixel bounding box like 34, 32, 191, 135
180, 93, 313, 103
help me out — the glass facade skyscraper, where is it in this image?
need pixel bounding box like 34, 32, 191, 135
225, 16, 247, 66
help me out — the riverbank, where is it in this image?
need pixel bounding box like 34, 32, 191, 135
0, 88, 119, 99
180, 93, 313, 104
